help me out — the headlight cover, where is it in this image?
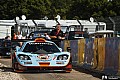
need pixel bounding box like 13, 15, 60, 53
63, 56, 68, 60
57, 54, 69, 60
18, 54, 31, 60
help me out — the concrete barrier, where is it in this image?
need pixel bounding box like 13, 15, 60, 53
118, 40, 120, 75
104, 38, 119, 75
60, 38, 120, 75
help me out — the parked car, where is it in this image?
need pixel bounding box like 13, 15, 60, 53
26, 31, 51, 40
66, 31, 89, 40
0, 39, 11, 57
0, 39, 4, 55
26, 28, 54, 39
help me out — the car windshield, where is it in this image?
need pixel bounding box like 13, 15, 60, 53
23, 42, 60, 53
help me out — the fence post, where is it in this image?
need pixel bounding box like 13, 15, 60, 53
109, 17, 116, 37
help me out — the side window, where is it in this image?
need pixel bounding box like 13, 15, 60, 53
23, 43, 29, 52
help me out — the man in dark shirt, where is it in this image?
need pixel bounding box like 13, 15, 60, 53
50, 24, 65, 46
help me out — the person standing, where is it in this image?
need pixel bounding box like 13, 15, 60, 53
44, 33, 51, 40
5, 36, 11, 40
50, 24, 65, 46
17, 32, 22, 39
13, 33, 17, 39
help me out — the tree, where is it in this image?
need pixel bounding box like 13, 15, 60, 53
0, 0, 120, 20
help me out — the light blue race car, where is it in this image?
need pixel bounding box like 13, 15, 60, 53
11, 38, 72, 72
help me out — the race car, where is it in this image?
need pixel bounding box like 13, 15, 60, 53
11, 38, 72, 72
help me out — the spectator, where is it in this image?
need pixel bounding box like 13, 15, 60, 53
13, 33, 17, 39
17, 32, 22, 39
5, 36, 11, 40
44, 33, 51, 40
50, 24, 65, 46
38, 33, 41, 37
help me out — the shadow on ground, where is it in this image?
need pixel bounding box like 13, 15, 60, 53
0, 66, 103, 79
73, 65, 104, 79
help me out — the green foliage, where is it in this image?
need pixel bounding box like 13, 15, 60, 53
0, 0, 120, 20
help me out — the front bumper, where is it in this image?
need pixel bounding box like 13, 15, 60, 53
14, 62, 72, 72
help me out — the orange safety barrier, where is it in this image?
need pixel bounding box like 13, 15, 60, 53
64, 40, 70, 51
78, 39, 85, 65
95, 38, 106, 72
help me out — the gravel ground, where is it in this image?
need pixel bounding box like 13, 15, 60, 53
0, 63, 25, 80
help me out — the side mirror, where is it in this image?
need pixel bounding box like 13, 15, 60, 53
67, 47, 71, 52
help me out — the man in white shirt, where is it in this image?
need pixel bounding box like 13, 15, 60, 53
17, 32, 22, 39
44, 33, 51, 40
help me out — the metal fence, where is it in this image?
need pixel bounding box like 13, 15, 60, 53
98, 16, 120, 34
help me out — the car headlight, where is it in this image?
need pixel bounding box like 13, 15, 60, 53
63, 56, 68, 60
57, 54, 68, 60
58, 56, 63, 60
18, 54, 31, 60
